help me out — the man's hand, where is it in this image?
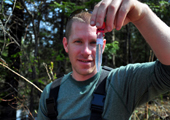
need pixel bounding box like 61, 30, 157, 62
90, 0, 170, 65
90, 0, 147, 32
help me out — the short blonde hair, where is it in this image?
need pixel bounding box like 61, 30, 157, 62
65, 12, 92, 40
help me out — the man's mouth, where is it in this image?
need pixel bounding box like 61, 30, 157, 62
78, 59, 92, 63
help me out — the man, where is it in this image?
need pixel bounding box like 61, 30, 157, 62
37, 0, 170, 119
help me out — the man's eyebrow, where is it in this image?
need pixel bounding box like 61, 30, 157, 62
74, 38, 83, 41
72, 38, 96, 41
87, 38, 97, 42
91, 39, 96, 41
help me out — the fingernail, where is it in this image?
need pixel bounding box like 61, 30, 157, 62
96, 22, 100, 27
116, 26, 121, 30
90, 21, 95, 25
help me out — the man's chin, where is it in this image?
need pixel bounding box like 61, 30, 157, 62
78, 67, 96, 75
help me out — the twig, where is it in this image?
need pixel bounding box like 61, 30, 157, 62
43, 62, 52, 81
24, 105, 35, 120
148, 108, 168, 119
0, 19, 21, 47
0, 91, 16, 99
0, 57, 7, 65
0, 0, 20, 55
21, 0, 34, 18
6, 41, 15, 47
1, 82, 18, 93
5, 0, 17, 26
1, 98, 15, 102
0, 62, 43, 93
154, 100, 169, 118
145, 103, 149, 120
134, 112, 140, 120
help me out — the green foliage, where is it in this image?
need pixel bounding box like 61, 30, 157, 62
1, 0, 170, 119
38, 79, 45, 85
15, 5, 22, 9
50, 1, 85, 17
104, 41, 119, 59
49, 61, 54, 74
146, 1, 170, 17
84, 0, 100, 6
56, 54, 65, 61
10, 52, 22, 58
49, 61, 57, 80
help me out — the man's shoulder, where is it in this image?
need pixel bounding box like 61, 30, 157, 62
114, 61, 156, 71
42, 82, 53, 95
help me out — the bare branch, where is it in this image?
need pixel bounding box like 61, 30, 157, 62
0, 20, 21, 46
21, 0, 34, 18
43, 62, 52, 81
5, 0, 17, 27
0, 82, 18, 93
0, 62, 43, 93
1, 24, 21, 46
0, 0, 21, 55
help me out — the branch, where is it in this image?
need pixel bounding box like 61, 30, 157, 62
0, 82, 18, 93
0, 19, 21, 47
5, 0, 17, 27
43, 62, 52, 81
0, 0, 21, 55
0, 62, 43, 93
21, 0, 39, 59
21, 0, 34, 18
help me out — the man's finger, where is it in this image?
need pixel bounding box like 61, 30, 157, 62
90, 1, 102, 26
105, 0, 122, 32
116, 0, 131, 30
90, 0, 112, 28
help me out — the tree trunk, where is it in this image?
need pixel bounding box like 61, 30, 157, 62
125, 24, 132, 64
112, 30, 116, 68
0, 0, 23, 119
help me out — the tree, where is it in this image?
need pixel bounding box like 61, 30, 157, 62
0, 0, 169, 119
0, 0, 24, 119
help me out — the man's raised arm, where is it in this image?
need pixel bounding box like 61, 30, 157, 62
90, 0, 170, 65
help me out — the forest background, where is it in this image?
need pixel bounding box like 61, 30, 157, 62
0, 0, 170, 120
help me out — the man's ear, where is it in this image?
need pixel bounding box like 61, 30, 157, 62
63, 37, 68, 53
102, 39, 106, 53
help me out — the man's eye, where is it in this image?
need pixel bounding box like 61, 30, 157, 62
91, 41, 96, 44
75, 41, 82, 43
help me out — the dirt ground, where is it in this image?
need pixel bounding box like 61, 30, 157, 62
131, 97, 170, 120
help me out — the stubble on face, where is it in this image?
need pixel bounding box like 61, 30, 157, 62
67, 22, 97, 81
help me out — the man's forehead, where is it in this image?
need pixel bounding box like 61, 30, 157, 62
69, 22, 97, 40
72, 21, 97, 30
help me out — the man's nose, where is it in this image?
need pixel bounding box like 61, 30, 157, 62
81, 44, 92, 56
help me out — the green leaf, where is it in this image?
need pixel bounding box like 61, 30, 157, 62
15, 5, 21, 9
38, 79, 45, 85
34, 110, 38, 114
28, 68, 32, 72
104, 41, 119, 60
50, 62, 54, 69
34, 60, 38, 63
53, 1, 62, 7
56, 54, 65, 61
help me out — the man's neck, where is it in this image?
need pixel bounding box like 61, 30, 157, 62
71, 71, 97, 81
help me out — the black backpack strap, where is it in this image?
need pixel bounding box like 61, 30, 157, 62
46, 77, 63, 120
46, 66, 112, 120
90, 66, 112, 120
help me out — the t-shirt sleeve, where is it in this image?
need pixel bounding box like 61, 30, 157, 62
107, 60, 170, 113
130, 60, 170, 110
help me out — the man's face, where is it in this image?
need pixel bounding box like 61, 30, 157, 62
63, 21, 106, 81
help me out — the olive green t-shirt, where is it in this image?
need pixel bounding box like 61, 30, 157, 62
37, 61, 170, 120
